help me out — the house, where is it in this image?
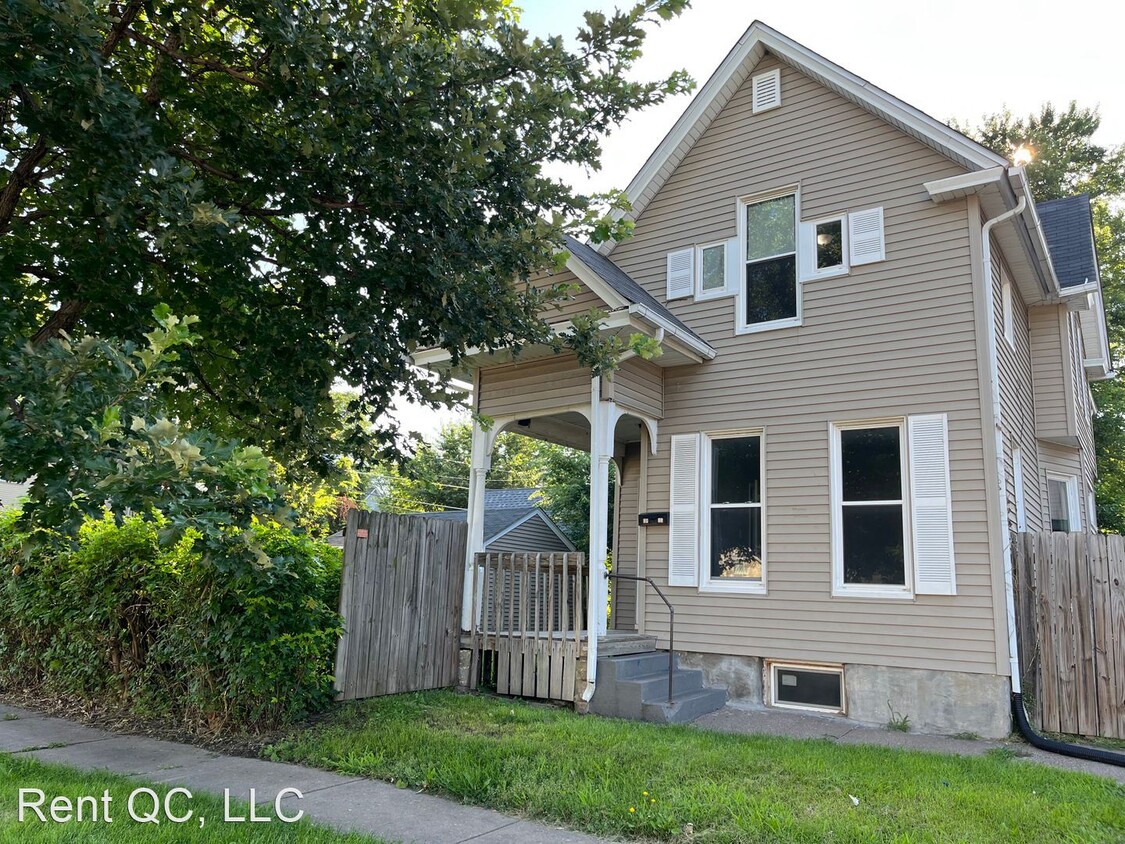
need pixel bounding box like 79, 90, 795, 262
410, 488, 575, 554
413, 22, 1111, 737
0, 480, 28, 510
327, 488, 575, 554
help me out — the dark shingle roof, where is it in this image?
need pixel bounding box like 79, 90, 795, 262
1037, 194, 1100, 288
563, 236, 706, 344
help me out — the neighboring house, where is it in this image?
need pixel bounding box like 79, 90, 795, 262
0, 480, 29, 510
327, 489, 575, 553
414, 22, 1111, 737
412, 488, 575, 554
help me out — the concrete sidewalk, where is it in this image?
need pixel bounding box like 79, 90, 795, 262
695, 705, 1125, 784
0, 703, 605, 844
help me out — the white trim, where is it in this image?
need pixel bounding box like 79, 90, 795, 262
1046, 471, 1082, 533
699, 429, 767, 595
695, 240, 734, 301
766, 661, 845, 715
736, 186, 802, 335
800, 214, 849, 281
1013, 446, 1026, 533
1001, 272, 1014, 348
564, 255, 630, 310
829, 418, 914, 600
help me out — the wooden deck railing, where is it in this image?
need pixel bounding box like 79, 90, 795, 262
469, 552, 587, 702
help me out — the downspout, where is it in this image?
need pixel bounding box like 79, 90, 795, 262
983, 197, 1125, 767
981, 196, 1026, 699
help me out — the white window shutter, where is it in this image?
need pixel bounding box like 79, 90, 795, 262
798, 221, 815, 280
848, 207, 885, 265
908, 414, 956, 595
751, 69, 781, 113
669, 433, 701, 587
666, 248, 694, 300
724, 237, 741, 295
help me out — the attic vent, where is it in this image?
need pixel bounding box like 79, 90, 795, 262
751, 69, 781, 114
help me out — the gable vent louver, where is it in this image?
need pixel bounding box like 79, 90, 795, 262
751, 69, 781, 114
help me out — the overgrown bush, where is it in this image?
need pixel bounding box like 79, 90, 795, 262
0, 511, 342, 731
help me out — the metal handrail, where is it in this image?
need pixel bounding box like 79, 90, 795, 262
606, 572, 676, 703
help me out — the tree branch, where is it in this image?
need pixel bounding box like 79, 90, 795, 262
126, 29, 267, 88
31, 299, 87, 345
0, 136, 48, 235
102, 0, 146, 58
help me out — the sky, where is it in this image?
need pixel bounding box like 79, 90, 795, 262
393, 0, 1124, 439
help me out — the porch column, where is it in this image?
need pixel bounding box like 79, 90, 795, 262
587, 376, 615, 640
461, 421, 492, 632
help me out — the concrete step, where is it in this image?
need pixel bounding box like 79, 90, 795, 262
598, 634, 657, 657
641, 687, 729, 724
631, 668, 706, 701
595, 651, 673, 682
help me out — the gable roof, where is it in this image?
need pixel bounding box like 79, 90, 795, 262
1037, 195, 1100, 288
564, 236, 701, 341
411, 492, 575, 551
602, 20, 1006, 252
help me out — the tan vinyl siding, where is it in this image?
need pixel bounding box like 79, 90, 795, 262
607, 54, 997, 675
487, 514, 572, 553
1029, 304, 1075, 442
993, 239, 1045, 533
612, 445, 642, 632
611, 358, 664, 419
478, 354, 590, 420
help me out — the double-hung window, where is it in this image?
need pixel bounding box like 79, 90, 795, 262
703, 433, 764, 591
1047, 473, 1081, 532
739, 190, 798, 332
831, 421, 911, 597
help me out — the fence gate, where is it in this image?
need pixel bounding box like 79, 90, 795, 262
1012, 531, 1125, 740
469, 552, 588, 703
334, 511, 466, 700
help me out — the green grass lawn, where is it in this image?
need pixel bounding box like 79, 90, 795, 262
0, 753, 383, 842
268, 690, 1125, 844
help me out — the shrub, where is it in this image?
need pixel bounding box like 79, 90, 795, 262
0, 513, 342, 732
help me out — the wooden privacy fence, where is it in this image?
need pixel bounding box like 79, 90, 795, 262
469, 552, 587, 703
334, 511, 466, 701
1012, 531, 1125, 739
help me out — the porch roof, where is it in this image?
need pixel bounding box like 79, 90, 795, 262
562, 237, 703, 345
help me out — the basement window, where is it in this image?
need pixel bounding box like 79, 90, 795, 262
768, 662, 845, 714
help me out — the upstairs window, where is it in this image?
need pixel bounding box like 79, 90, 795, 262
739, 190, 798, 333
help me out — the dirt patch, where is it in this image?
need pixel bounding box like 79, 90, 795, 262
0, 686, 289, 758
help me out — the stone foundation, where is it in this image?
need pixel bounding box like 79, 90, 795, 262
675, 651, 1012, 738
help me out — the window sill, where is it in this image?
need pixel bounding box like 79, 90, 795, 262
831, 586, 914, 601
734, 317, 801, 336
695, 288, 737, 302
801, 266, 848, 282
700, 581, 767, 595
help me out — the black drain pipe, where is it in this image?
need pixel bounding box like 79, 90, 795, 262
1010, 693, 1125, 767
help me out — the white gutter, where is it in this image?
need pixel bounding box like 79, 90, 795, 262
982, 195, 1027, 695
627, 304, 717, 360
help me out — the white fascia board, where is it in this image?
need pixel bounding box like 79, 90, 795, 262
564, 255, 629, 310
626, 304, 716, 361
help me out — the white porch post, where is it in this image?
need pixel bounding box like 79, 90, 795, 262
587, 375, 615, 641
461, 421, 492, 632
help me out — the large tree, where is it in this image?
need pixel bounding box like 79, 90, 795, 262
959, 103, 1125, 530
0, 0, 690, 470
